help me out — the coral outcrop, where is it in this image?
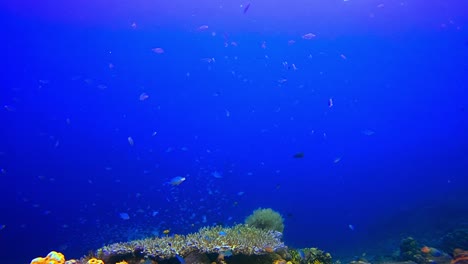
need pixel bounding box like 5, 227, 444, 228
245, 208, 285, 233
96, 224, 285, 263
31, 251, 66, 264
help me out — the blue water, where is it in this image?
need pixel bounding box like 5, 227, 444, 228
2, 1, 468, 263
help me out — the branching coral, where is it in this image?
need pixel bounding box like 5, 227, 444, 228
98, 224, 286, 261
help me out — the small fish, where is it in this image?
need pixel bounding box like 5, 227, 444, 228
201, 57, 215, 63
298, 249, 305, 259
152, 48, 164, 54
293, 152, 304, 158
163, 229, 170, 235
0, 224, 5, 231
218, 231, 227, 236
243, 3, 251, 14
264, 246, 275, 253
127, 136, 134, 146
348, 224, 355, 231
4, 105, 16, 112
212, 171, 223, 178
197, 25, 209, 31
139, 93, 149, 101
278, 78, 287, 84
328, 98, 334, 108
362, 129, 375, 136
220, 250, 233, 257
176, 254, 185, 264
302, 33, 316, 40
169, 176, 186, 186
119, 212, 130, 220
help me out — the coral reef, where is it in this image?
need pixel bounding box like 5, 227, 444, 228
29, 224, 336, 264
96, 224, 285, 263
439, 229, 468, 255
87, 258, 104, 264
31, 251, 66, 264
287, 248, 332, 264
399, 237, 426, 264
399, 237, 453, 264
245, 208, 285, 233
452, 249, 468, 264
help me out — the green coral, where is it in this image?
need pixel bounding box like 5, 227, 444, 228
399, 237, 428, 264
245, 208, 285, 233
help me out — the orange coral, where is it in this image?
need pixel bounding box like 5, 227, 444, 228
116, 261, 128, 264
31, 251, 65, 264
87, 258, 104, 264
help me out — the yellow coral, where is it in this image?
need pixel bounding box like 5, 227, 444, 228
87, 258, 104, 264
313, 260, 323, 264
273, 260, 287, 264
31, 251, 65, 264
116, 261, 128, 264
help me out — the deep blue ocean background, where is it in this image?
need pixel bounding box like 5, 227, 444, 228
1, 0, 468, 263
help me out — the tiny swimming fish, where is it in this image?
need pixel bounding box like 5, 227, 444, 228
212, 171, 223, 178
293, 152, 304, 158
302, 33, 316, 40
348, 224, 355, 231
220, 250, 233, 257
176, 254, 185, 264
139, 92, 149, 101
243, 3, 251, 14
218, 231, 227, 236
298, 249, 305, 259
119, 212, 130, 220
169, 176, 186, 186
127, 136, 134, 146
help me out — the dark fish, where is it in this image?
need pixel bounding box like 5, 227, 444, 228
243, 3, 251, 14
293, 152, 304, 158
